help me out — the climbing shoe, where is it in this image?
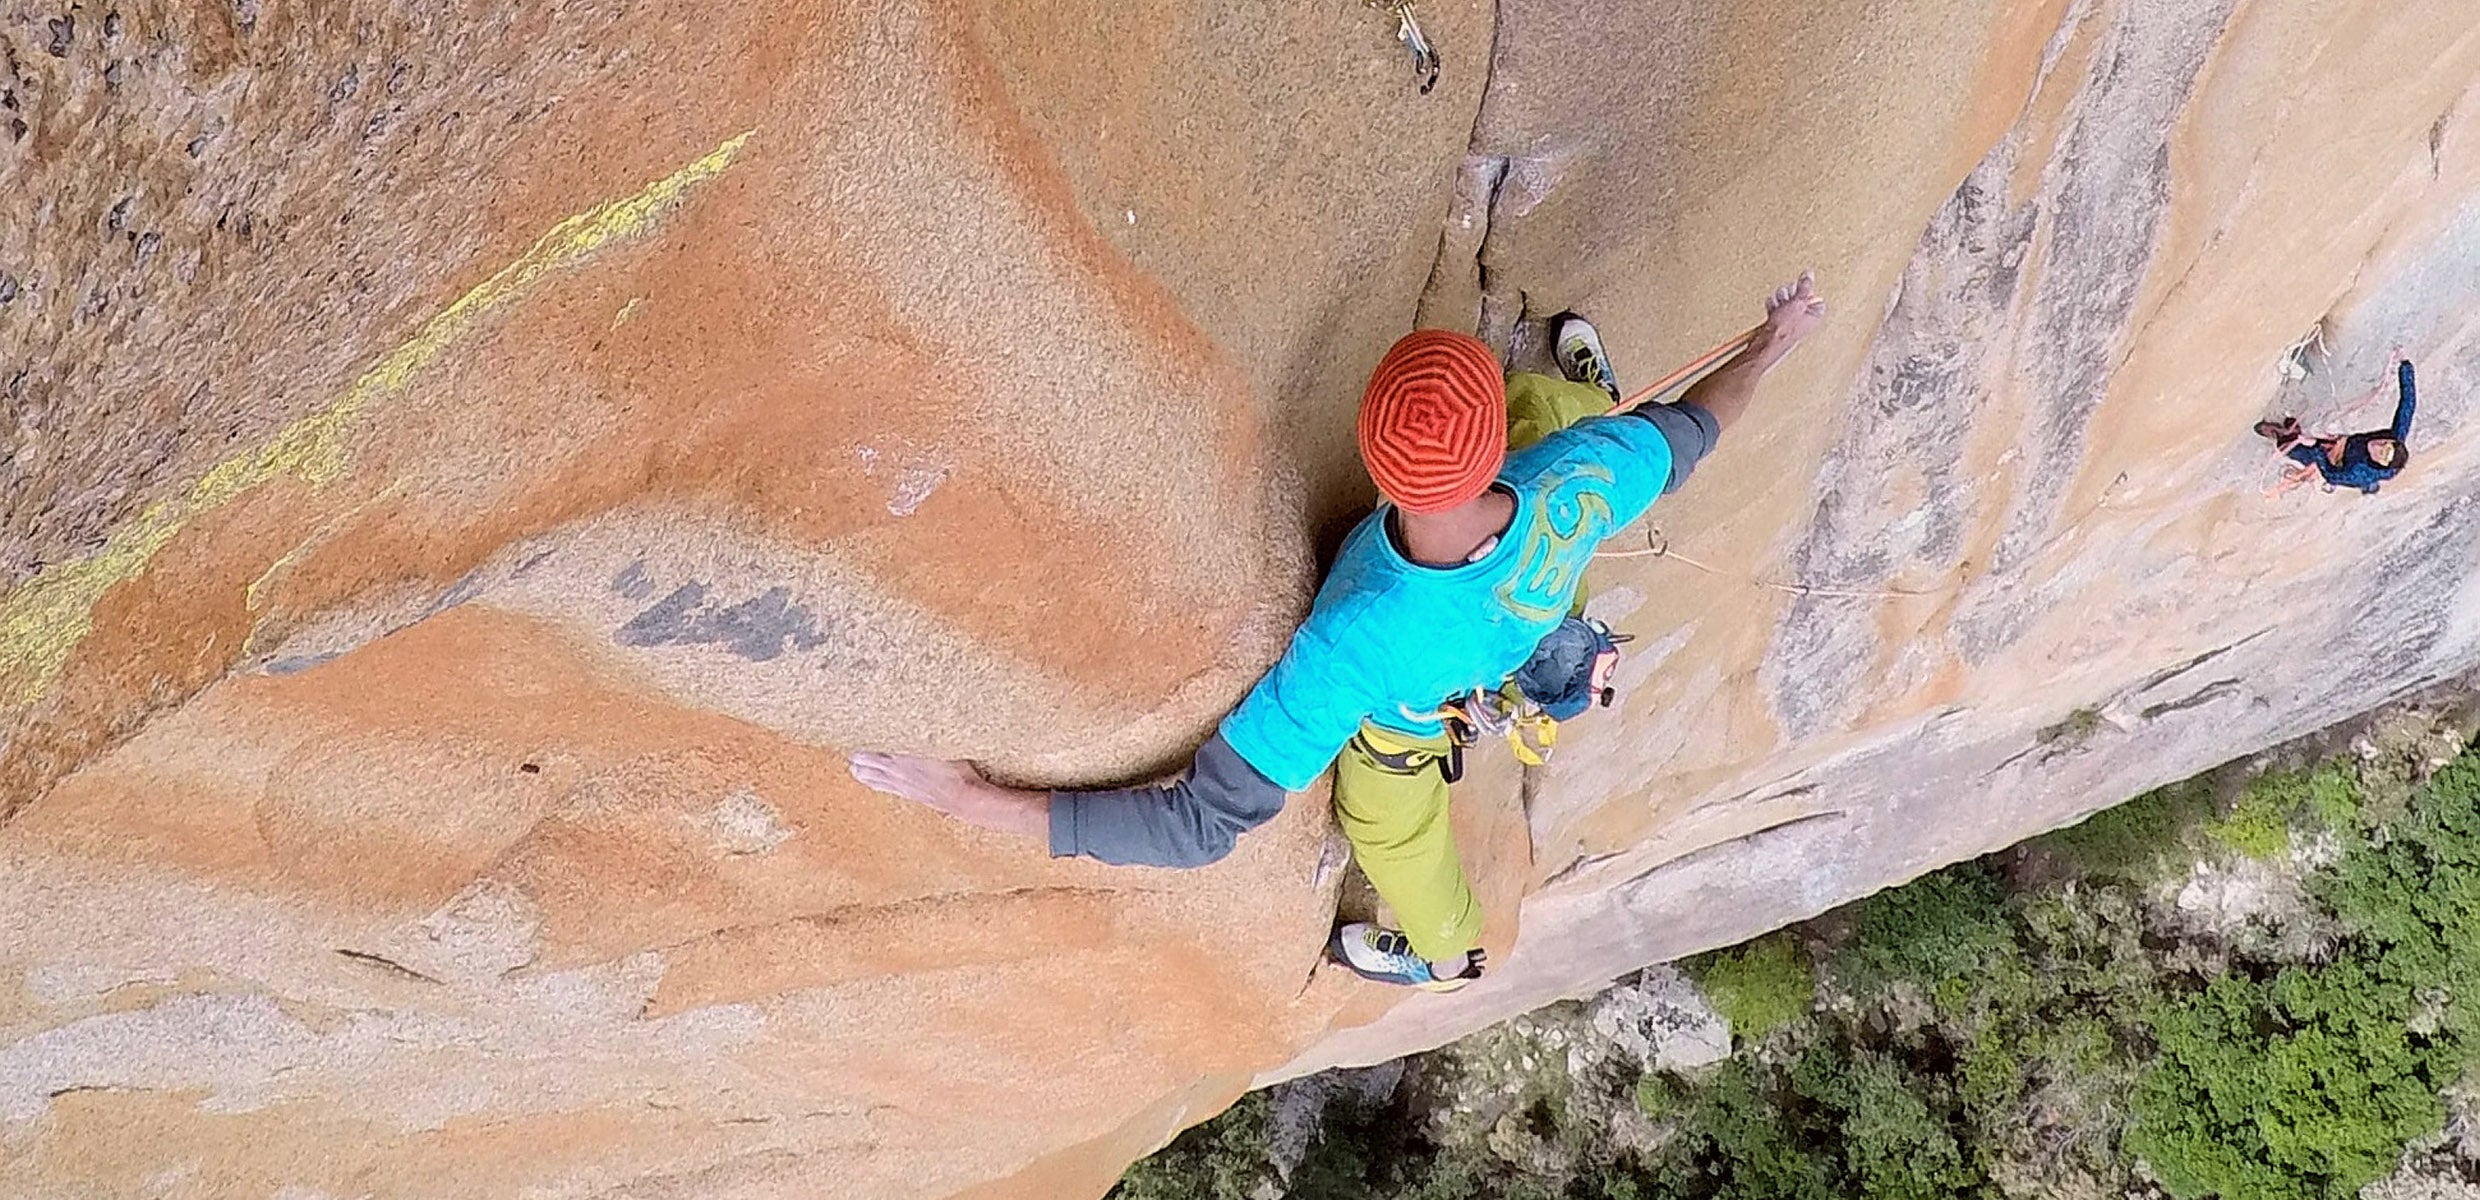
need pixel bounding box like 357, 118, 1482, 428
1550, 311, 1620, 403
1327, 922, 1486, 992
2255, 418, 2303, 443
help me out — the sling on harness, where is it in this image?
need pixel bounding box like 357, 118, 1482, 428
1403, 617, 1628, 771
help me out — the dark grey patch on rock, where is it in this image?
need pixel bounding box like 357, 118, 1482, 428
427, 571, 484, 616
333, 947, 440, 985
44, 15, 72, 57
265, 652, 342, 676
0, 272, 17, 307
232, 0, 258, 34
2140, 678, 2244, 721
104, 196, 131, 233
614, 582, 830, 662
132, 231, 159, 264
2323, 491, 2480, 691
610, 559, 654, 599
102, 11, 121, 39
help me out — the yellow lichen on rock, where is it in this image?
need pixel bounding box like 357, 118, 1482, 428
0, 131, 752, 707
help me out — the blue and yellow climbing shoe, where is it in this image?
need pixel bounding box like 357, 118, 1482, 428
1327, 922, 1485, 992
1551, 311, 1620, 403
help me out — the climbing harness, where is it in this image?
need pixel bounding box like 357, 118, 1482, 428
1362, 0, 1440, 93
1404, 684, 1562, 768
1400, 618, 1628, 768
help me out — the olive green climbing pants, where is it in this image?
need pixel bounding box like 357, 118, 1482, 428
1337, 723, 1476, 962
1336, 371, 1615, 963
1505, 370, 1619, 453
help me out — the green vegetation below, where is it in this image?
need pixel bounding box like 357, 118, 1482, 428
1113, 708, 2480, 1200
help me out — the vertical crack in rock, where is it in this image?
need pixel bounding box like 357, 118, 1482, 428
1413, 0, 1521, 342
1416, 152, 1511, 334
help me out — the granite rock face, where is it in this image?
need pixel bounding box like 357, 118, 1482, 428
4, 0, 2478, 1195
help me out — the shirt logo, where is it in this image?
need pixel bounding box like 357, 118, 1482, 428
1498, 466, 1616, 621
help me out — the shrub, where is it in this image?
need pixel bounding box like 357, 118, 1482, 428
1794, 1049, 1981, 1200
2203, 782, 2293, 859
1654, 1057, 1839, 1200
2035, 782, 2205, 879
2127, 748, 2478, 1200
1836, 864, 2013, 998
1694, 935, 1815, 1044
2128, 965, 2443, 1200
1635, 1072, 1686, 1120
2318, 747, 2480, 1047
2302, 762, 2365, 834
1109, 1091, 1279, 1200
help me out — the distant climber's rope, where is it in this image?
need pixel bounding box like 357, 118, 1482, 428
2261, 363, 2398, 498
1595, 529, 1950, 600
2264, 464, 2320, 499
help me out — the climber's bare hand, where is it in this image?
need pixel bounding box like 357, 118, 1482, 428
849, 752, 1049, 841
1757, 271, 1827, 363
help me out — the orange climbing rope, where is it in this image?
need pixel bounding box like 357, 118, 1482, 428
1611, 325, 1764, 414
2259, 369, 2399, 498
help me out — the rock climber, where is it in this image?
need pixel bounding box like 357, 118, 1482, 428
848, 275, 1828, 991
2255, 359, 2418, 494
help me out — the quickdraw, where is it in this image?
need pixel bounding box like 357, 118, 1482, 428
1399, 618, 1626, 769
1402, 685, 1561, 767
1361, 0, 1440, 94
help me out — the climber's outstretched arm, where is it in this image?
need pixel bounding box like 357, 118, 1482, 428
852, 615, 1370, 868
848, 753, 1050, 840
1047, 735, 1286, 865
2391, 359, 2417, 442
849, 734, 1289, 867
1675, 272, 1827, 433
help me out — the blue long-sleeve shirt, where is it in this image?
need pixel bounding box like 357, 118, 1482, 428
2291, 361, 2417, 494
2392, 359, 2419, 441
1047, 402, 1718, 866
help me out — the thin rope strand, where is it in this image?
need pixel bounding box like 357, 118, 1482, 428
1594, 530, 1949, 600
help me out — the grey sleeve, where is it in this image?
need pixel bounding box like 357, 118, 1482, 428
1047, 733, 1290, 867
1623, 402, 1721, 493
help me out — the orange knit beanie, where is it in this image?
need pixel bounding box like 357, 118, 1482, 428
1356, 330, 1506, 514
